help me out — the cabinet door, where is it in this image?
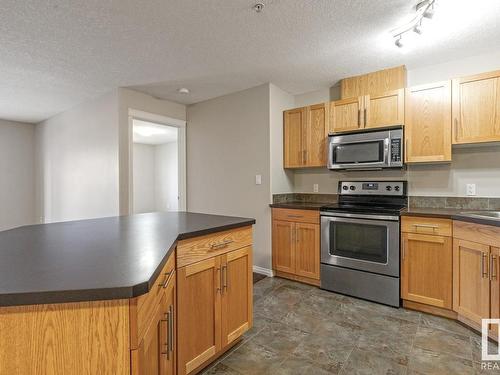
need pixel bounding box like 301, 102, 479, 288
272, 220, 295, 274
304, 104, 328, 167
452, 71, 500, 144
330, 97, 364, 133
136, 294, 169, 375
490, 247, 500, 338
284, 108, 306, 168
401, 233, 452, 309
364, 89, 404, 129
405, 81, 452, 163
453, 239, 490, 325
294, 223, 320, 280
177, 257, 221, 375
163, 272, 176, 375
221, 247, 253, 347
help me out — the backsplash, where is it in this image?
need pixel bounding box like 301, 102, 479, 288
272, 193, 338, 204
409, 196, 500, 210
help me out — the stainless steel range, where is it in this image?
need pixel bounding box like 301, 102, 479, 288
320, 181, 407, 307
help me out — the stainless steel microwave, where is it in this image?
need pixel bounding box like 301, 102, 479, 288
327, 127, 404, 170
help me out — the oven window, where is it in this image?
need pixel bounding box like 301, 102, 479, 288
330, 222, 388, 263
333, 141, 384, 164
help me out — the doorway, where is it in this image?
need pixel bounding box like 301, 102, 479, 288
129, 110, 186, 213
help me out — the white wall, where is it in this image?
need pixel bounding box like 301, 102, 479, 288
270, 84, 295, 194
155, 142, 178, 211
133, 143, 156, 213
118, 88, 186, 215
288, 51, 500, 197
187, 84, 272, 269
36, 91, 120, 223
0, 120, 36, 231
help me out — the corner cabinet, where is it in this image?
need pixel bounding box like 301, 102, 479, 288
272, 208, 320, 286
452, 70, 500, 144
283, 103, 329, 168
401, 216, 453, 310
405, 81, 452, 163
330, 89, 404, 133
176, 227, 253, 375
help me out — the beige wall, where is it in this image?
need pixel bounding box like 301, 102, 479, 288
270, 83, 295, 194
36, 91, 120, 223
0, 119, 36, 230
289, 51, 500, 197
117, 88, 186, 215
133, 143, 156, 213
187, 84, 272, 269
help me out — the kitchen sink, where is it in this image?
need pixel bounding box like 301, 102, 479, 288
460, 211, 500, 220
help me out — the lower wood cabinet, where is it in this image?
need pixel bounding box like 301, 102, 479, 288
177, 246, 253, 375
401, 232, 452, 309
272, 208, 320, 285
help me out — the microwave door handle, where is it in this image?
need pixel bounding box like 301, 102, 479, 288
384, 139, 390, 166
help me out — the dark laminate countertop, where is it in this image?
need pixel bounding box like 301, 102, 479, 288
269, 202, 326, 210
402, 208, 500, 227
0, 212, 255, 307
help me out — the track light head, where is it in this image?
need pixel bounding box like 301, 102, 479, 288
413, 24, 423, 34
395, 36, 404, 48
423, 5, 435, 18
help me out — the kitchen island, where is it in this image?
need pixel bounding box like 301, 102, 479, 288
0, 212, 255, 375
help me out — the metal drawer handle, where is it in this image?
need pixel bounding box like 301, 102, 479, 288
210, 239, 233, 250
158, 271, 174, 288
287, 214, 304, 218
413, 224, 439, 232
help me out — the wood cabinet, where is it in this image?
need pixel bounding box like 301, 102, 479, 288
272, 208, 320, 286
452, 221, 500, 333
177, 229, 253, 375
401, 217, 453, 310
283, 104, 328, 168
452, 70, 500, 144
340, 65, 407, 99
330, 89, 404, 133
405, 81, 452, 163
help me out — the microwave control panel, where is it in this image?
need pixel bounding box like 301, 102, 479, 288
390, 138, 402, 163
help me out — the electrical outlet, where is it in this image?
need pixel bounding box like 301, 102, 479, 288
466, 183, 476, 196
313, 184, 319, 193
255, 174, 262, 185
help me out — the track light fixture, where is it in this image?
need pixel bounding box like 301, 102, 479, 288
391, 0, 436, 48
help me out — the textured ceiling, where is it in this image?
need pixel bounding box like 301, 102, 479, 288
2, 0, 500, 123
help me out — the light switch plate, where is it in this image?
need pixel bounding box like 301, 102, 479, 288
466, 183, 476, 196
255, 174, 262, 185
313, 184, 319, 193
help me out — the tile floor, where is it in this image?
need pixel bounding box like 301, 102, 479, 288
201, 276, 500, 375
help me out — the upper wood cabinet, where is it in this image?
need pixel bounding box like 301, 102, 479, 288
405, 81, 452, 163
340, 65, 407, 98
283, 104, 328, 168
330, 89, 404, 133
365, 89, 405, 129
452, 70, 500, 144
329, 97, 364, 132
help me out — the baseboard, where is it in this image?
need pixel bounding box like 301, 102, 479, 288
253, 266, 274, 277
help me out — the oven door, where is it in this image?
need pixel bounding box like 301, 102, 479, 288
321, 213, 400, 277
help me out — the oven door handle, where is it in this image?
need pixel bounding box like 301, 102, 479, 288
320, 212, 399, 222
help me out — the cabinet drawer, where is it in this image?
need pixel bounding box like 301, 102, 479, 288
177, 226, 253, 268
130, 250, 176, 349
401, 216, 452, 237
272, 208, 319, 224
453, 220, 500, 246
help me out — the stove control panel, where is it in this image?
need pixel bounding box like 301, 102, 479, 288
339, 181, 406, 196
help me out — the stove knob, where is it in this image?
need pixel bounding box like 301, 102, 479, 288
386, 186, 392, 191
394, 185, 401, 192
342, 185, 348, 191
349, 186, 356, 191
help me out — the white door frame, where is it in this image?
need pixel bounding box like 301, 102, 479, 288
128, 109, 187, 212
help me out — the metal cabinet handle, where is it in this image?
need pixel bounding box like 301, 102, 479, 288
216, 267, 221, 293
364, 109, 367, 127
454, 118, 458, 142
402, 238, 405, 260
358, 109, 361, 127
161, 311, 170, 357
491, 255, 497, 280
482, 253, 488, 279
210, 240, 233, 250
222, 264, 228, 292
158, 271, 173, 288
168, 305, 174, 354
